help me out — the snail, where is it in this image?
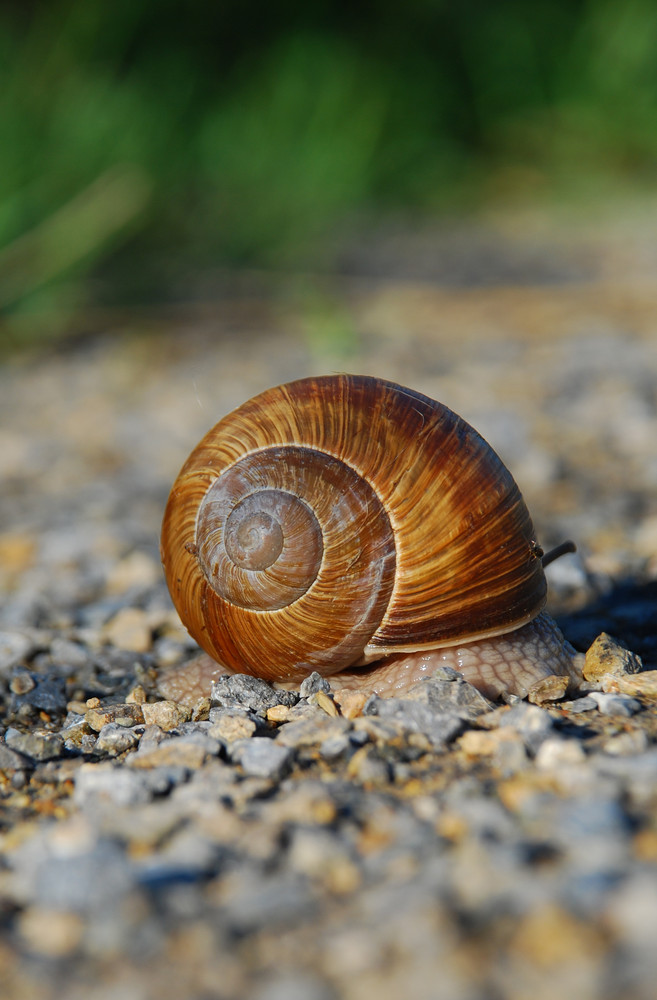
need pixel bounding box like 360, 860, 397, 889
160, 374, 583, 703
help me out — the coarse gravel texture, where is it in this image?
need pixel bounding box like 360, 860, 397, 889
1, 211, 657, 1000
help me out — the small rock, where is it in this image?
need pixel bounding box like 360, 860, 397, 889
347, 745, 392, 784
12, 675, 68, 715
276, 715, 350, 749
287, 826, 360, 890
310, 690, 340, 716
250, 973, 337, 1000
9, 670, 35, 695
212, 674, 295, 714
562, 695, 598, 712
74, 762, 154, 806
602, 670, 657, 697
5, 727, 64, 761
62, 715, 97, 755
125, 684, 147, 704
266, 783, 338, 827
319, 733, 353, 760
0, 629, 33, 674
602, 730, 649, 756
459, 727, 527, 770
299, 672, 331, 697
106, 550, 160, 594
141, 700, 191, 731
18, 907, 85, 957
0, 742, 33, 772
85, 703, 145, 732
95, 722, 140, 756
406, 670, 495, 720
527, 675, 570, 705
128, 734, 219, 769
332, 689, 368, 719
102, 607, 152, 653
266, 704, 291, 723
209, 713, 257, 742
363, 696, 463, 748
509, 903, 605, 966
588, 692, 642, 717
191, 697, 211, 721
535, 737, 587, 769
496, 702, 555, 754
48, 638, 91, 673
583, 632, 642, 682
231, 737, 293, 780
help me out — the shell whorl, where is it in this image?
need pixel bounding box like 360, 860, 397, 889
160, 374, 547, 682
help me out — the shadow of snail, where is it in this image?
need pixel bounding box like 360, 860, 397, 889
159, 374, 582, 704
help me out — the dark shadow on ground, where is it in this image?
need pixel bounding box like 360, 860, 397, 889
556, 577, 657, 670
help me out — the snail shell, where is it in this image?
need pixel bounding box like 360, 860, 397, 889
161, 374, 565, 696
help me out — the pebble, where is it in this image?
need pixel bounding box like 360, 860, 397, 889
332, 688, 368, 718
211, 673, 298, 714
74, 762, 155, 807
85, 702, 145, 731
17, 906, 85, 957
0, 629, 33, 673
266, 703, 291, 722
276, 715, 351, 748
102, 606, 153, 652
347, 745, 392, 784
94, 722, 140, 756
128, 734, 220, 770
583, 632, 643, 682
230, 737, 294, 780
48, 637, 92, 672
4, 727, 64, 761
493, 703, 555, 755
459, 727, 528, 772
364, 695, 464, 748
9, 670, 35, 694
602, 670, 657, 697
602, 730, 649, 756
11, 675, 68, 715
534, 737, 587, 769
406, 669, 495, 720
563, 695, 598, 712
588, 692, 642, 717
0, 742, 32, 772
299, 671, 332, 697
209, 712, 258, 742
105, 550, 161, 594
141, 699, 191, 730
125, 683, 147, 704
250, 974, 337, 1000
526, 674, 570, 704
310, 689, 340, 716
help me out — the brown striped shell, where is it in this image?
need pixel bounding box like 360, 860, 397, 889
160, 374, 547, 683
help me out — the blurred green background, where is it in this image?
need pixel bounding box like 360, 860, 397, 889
2, 0, 656, 348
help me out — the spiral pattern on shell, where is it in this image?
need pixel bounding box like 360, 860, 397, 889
161, 374, 547, 683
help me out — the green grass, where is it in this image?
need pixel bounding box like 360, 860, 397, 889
1, 0, 657, 349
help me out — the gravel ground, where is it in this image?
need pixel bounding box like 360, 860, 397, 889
1, 214, 657, 1000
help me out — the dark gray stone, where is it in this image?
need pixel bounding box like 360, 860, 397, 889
363, 696, 464, 748
4, 727, 64, 761
211, 673, 297, 714
299, 671, 331, 697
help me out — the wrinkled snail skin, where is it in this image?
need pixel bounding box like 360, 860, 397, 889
330, 611, 583, 701
160, 374, 582, 702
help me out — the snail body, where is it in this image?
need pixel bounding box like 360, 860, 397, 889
161, 375, 581, 701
